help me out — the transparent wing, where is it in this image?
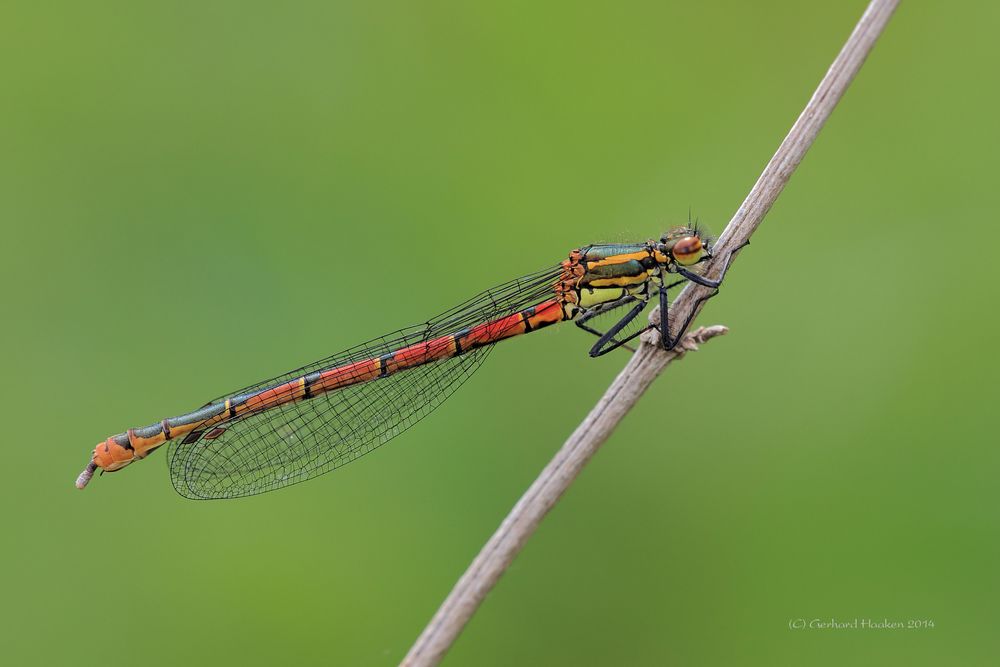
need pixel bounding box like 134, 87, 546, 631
167, 348, 491, 499
166, 264, 562, 499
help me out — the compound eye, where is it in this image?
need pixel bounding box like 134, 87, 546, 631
672, 236, 704, 266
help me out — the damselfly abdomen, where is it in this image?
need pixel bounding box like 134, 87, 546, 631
76, 226, 737, 499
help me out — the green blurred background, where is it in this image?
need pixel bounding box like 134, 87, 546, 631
2, 1, 997, 664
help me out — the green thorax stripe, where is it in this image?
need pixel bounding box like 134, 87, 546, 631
584, 259, 647, 279
581, 243, 647, 261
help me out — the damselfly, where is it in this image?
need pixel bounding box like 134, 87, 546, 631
75, 226, 739, 499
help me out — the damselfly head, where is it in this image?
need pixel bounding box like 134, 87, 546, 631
658, 226, 710, 266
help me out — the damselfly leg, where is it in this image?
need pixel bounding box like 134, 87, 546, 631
581, 297, 651, 357
657, 285, 719, 350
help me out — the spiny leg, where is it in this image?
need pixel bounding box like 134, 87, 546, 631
576, 324, 640, 354
582, 323, 648, 355
658, 283, 719, 351
587, 298, 650, 357
574, 296, 641, 353
576, 281, 689, 354
574, 295, 637, 330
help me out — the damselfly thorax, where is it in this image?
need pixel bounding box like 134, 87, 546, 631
76, 225, 741, 499
557, 242, 669, 314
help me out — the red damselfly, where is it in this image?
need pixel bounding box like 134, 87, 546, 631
75, 226, 740, 499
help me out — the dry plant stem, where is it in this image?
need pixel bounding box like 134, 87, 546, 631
402, 1, 899, 665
